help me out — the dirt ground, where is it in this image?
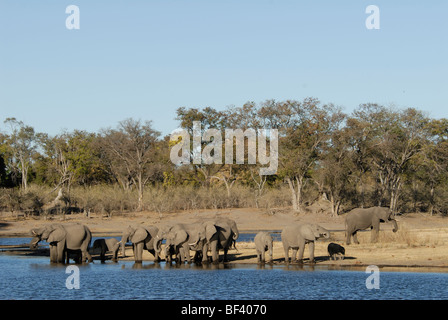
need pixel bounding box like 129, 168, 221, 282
1, 207, 448, 271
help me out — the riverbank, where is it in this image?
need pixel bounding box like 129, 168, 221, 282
1, 207, 448, 269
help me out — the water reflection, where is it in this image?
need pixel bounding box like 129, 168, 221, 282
1, 254, 448, 300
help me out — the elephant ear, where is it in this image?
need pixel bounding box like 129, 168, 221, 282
47, 226, 66, 243
131, 227, 148, 243
146, 226, 159, 239
205, 222, 217, 242
173, 229, 188, 246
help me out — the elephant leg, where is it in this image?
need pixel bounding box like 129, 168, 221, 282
193, 250, 202, 263
291, 248, 298, 262
57, 243, 65, 263
210, 241, 219, 263
223, 248, 229, 262
49, 245, 58, 263
201, 243, 209, 263
100, 248, 106, 262
135, 243, 143, 263
308, 242, 315, 263
261, 250, 265, 263
297, 240, 306, 263
176, 247, 183, 263
371, 222, 380, 243
112, 249, 118, 262
345, 231, 351, 245
182, 244, 191, 263
352, 231, 360, 244
283, 242, 290, 264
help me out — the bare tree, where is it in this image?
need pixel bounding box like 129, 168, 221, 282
3, 118, 39, 190
101, 118, 161, 211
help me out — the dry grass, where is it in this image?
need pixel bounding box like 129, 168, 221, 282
0, 183, 295, 218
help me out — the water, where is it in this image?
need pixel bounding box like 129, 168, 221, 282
1, 253, 448, 300
2, 235, 448, 300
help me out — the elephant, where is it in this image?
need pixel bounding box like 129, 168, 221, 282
121, 225, 160, 263
345, 206, 398, 245
327, 242, 345, 260
92, 238, 120, 262
154, 218, 239, 264
154, 222, 215, 264
205, 217, 239, 263
281, 223, 330, 264
163, 241, 181, 263
29, 223, 93, 263
254, 231, 273, 263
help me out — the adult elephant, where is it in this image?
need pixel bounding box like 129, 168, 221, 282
29, 223, 93, 263
205, 217, 239, 263
154, 222, 216, 264
281, 223, 330, 264
345, 206, 398, 245
121, 225, 159, 263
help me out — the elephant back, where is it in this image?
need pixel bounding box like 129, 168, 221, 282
61, 224, 91, 250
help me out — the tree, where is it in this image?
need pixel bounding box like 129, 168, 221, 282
175, 106, 228, 187
3, 118, 39, 190
101, 118, 161, 211
39, 130, 107, 193
415, 118, 448, 214
276, 98, 344, 213
315, 115, 353, 216
350, 104, 428, 212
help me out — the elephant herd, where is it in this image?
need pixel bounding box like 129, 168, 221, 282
29, 217, 239, 264
28, 206, 398, 265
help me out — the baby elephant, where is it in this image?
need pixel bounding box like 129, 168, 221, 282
327, 243, 345, 260
254, 232, 273, 263
92, 238, 120, 262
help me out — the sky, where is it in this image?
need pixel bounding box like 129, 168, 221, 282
0, 0, 447, 137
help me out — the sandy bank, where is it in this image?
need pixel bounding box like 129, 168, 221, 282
1, 208, 448, 270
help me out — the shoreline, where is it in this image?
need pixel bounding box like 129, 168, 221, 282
2, 244, 448, 273
1, 208, 448, 271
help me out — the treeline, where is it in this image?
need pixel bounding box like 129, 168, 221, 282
1, 97, 447, 216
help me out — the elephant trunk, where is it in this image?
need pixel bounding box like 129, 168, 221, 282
232, 226, 239, 241
391, 219, 398, 233
154, 237, 163, 257
29, 237, 40, 250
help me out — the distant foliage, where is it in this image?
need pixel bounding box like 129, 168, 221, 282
1, 98, 448, 216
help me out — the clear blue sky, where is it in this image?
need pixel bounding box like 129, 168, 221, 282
0, 0, 447, 137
